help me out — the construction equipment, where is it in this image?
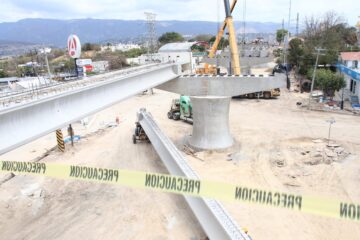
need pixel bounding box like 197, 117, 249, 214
195, 64, 218, 75
132, 122, 149, 144
167, 95, 193, 123
209, 0, 238, 59
198, 0, 240, 75
195, 0, 238, 75
204, 0, 241, 75
240, 88, 281, 99
222, 0, 241, 75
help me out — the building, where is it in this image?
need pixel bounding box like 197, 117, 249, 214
338, 52, 360, 102
138, 42, 196, 73
92, 61, 109, 73
101, 43, 141, 52
17, 61, 41, 68
0, 76, 52, 92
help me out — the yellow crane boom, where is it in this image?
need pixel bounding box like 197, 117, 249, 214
223, 0, 241, 75
208, 0, 237, 58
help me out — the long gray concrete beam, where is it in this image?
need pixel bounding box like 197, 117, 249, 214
0, 64, 179, 155
157, 73, 286, 96
137, 108, 251, 240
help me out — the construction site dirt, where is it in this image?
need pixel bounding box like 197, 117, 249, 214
1, 88, 360, 240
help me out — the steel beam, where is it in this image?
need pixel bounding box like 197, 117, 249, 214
137, 108, 250, 240
0, 64, 179, 155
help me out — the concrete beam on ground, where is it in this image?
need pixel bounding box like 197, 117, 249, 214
156, 73, 286, 96
0, 64, 179, 155
137, 108, 251, 240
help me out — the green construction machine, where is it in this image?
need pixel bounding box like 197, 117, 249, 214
167, 95, 193, 124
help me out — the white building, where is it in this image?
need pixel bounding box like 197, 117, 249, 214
138, 42, 196, 73
101, 43, 141, 52
18, 61, 41, 68
338, 52, 360, 104
92, 61, 109, 73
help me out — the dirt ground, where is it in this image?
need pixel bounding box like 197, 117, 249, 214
1, 87, 360, 240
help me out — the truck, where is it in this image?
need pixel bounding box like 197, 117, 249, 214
239, 88, 281, 99
235, 64, 286, 99
167, 95, 193, 123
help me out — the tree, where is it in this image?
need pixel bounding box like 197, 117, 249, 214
209, 36, 229, 50
158, 32, 184, 44
191, 45, 205, 52
288, 38, 304, 66
16, 66, 34, 77
51, 49, 66, 59
194, 34, 213, 42
122, 48, 147, 58
298, 11, 359, 75
92, 51, 129, 70
0, 69, 8, 78
276, 29, 288, 44
307, 68, 346, 97
81, 43, 101, 51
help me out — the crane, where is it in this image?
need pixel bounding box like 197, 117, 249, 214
208, 0, 238, 58
207, 0, 241, 75
222, 0, 241, 75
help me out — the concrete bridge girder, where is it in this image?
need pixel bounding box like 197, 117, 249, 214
0, 63, 287, 154
156, 74, 287, 96
0, 64, 179, 155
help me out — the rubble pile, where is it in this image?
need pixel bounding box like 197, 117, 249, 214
301, 140, 350, 165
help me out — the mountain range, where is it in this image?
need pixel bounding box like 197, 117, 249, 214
0, 18, 284, 47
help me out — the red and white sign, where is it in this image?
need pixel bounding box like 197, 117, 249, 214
76, 58, 92, 67
67, 34, 81, 59
84, 65, 93, 72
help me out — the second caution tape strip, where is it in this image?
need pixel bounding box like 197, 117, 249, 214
0, 160, 359, 222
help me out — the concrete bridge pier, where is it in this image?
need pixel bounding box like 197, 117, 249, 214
188, 96, 233, 150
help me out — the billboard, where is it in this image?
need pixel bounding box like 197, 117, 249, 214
76, 59, 92, 67
67, 34, 81, 59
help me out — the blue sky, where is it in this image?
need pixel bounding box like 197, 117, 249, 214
0, 0, 359, 26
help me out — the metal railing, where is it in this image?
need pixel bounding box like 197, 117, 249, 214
0, 63, 168, 110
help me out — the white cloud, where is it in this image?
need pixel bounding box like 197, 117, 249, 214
0, 0, 358, 25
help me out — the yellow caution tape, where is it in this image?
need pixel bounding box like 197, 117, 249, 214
0, 160, 359, 222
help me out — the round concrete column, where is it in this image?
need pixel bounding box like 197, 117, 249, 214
189, 96, 233, 150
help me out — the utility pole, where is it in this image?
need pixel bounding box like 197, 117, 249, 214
283, 0, 291, 65
44, 53, 51, 78
144, 12, 156, 94
308, 48, 326, 109
41, 47, 52, 79
296, 13, 299, 36
144, 12, 157, 63
282, 18, 285, 64
30, 49, 38, 77
242, 0, 246, 44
